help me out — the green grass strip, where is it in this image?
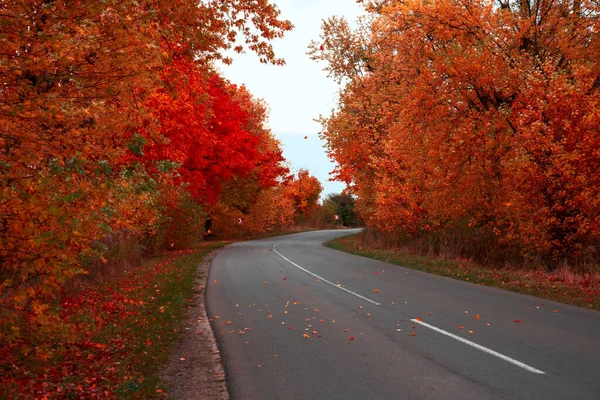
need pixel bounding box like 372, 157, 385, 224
326, 234, 600, 311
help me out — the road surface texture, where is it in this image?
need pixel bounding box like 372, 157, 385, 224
206, 230, 600, 400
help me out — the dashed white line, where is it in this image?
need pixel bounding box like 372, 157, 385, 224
272, 242, 381, 306
411, 319, 546, 375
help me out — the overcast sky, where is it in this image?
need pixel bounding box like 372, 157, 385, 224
217, 0, 365, 197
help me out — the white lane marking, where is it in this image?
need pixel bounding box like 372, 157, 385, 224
411, 319, 546, 375
272, 243, 381, 306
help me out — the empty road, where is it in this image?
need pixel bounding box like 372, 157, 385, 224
206, 229, 600, 399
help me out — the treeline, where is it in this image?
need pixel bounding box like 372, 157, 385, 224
312, 0, 600, 272
0, 0, 300, 344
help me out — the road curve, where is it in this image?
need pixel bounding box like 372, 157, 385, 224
206, 230, 600, 400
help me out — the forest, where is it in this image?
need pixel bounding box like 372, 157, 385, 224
312, 0, 600, 273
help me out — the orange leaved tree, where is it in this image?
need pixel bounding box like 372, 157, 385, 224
1, 0, 291, 342
312, 0, 600, 270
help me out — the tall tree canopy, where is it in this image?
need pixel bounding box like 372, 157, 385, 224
312, 0, 600, 268
1, 0, 292, 342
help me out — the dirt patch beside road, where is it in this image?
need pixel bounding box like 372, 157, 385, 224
161, 249, 229, 400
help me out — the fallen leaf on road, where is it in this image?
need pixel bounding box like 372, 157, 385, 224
213, 280, 218, 284
553, 310, 559, 313
475, 314, 481, 320
180, 358, 186, 361
458, 325, 465, 329
408, 332, 416, 336
349, 336, 355, 341
514, 319, 521, 323
303, 334, 310, 339
374, 289, 380, 293
344, 329, 350, 332
416, 317, 422, 321
262, 281, 268, 285
468, 330, 474, 334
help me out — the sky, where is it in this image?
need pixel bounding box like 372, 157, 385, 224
217, 0, 365, 198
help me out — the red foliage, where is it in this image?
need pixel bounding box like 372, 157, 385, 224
137, 62, 279, 204
0, 250, 197, 398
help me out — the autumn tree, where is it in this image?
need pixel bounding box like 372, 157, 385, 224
131, 58, 290, 242
313, 0, 600, 270
284, 169, 323, 222
1, 0, 291, 342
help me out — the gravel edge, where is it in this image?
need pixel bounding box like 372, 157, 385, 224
160, 249, 229, 400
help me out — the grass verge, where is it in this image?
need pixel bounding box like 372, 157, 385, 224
326, 234, 600, 311
1, 242, 225, 399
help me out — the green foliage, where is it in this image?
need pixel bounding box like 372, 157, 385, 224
324, 193, 360, 227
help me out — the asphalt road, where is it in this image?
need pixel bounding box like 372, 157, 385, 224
206, 229, 600, 400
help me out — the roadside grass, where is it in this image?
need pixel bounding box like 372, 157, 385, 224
1, 227, 344, 399
326, 234, 600, 311
0, 241, 225, 399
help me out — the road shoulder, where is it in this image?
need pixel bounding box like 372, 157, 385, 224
160, 249, 229, 400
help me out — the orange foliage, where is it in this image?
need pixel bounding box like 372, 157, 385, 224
284, 169, 324, 221
244, 187, 296, 234
312, 0, 600, 269
1, 0, 291, 343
